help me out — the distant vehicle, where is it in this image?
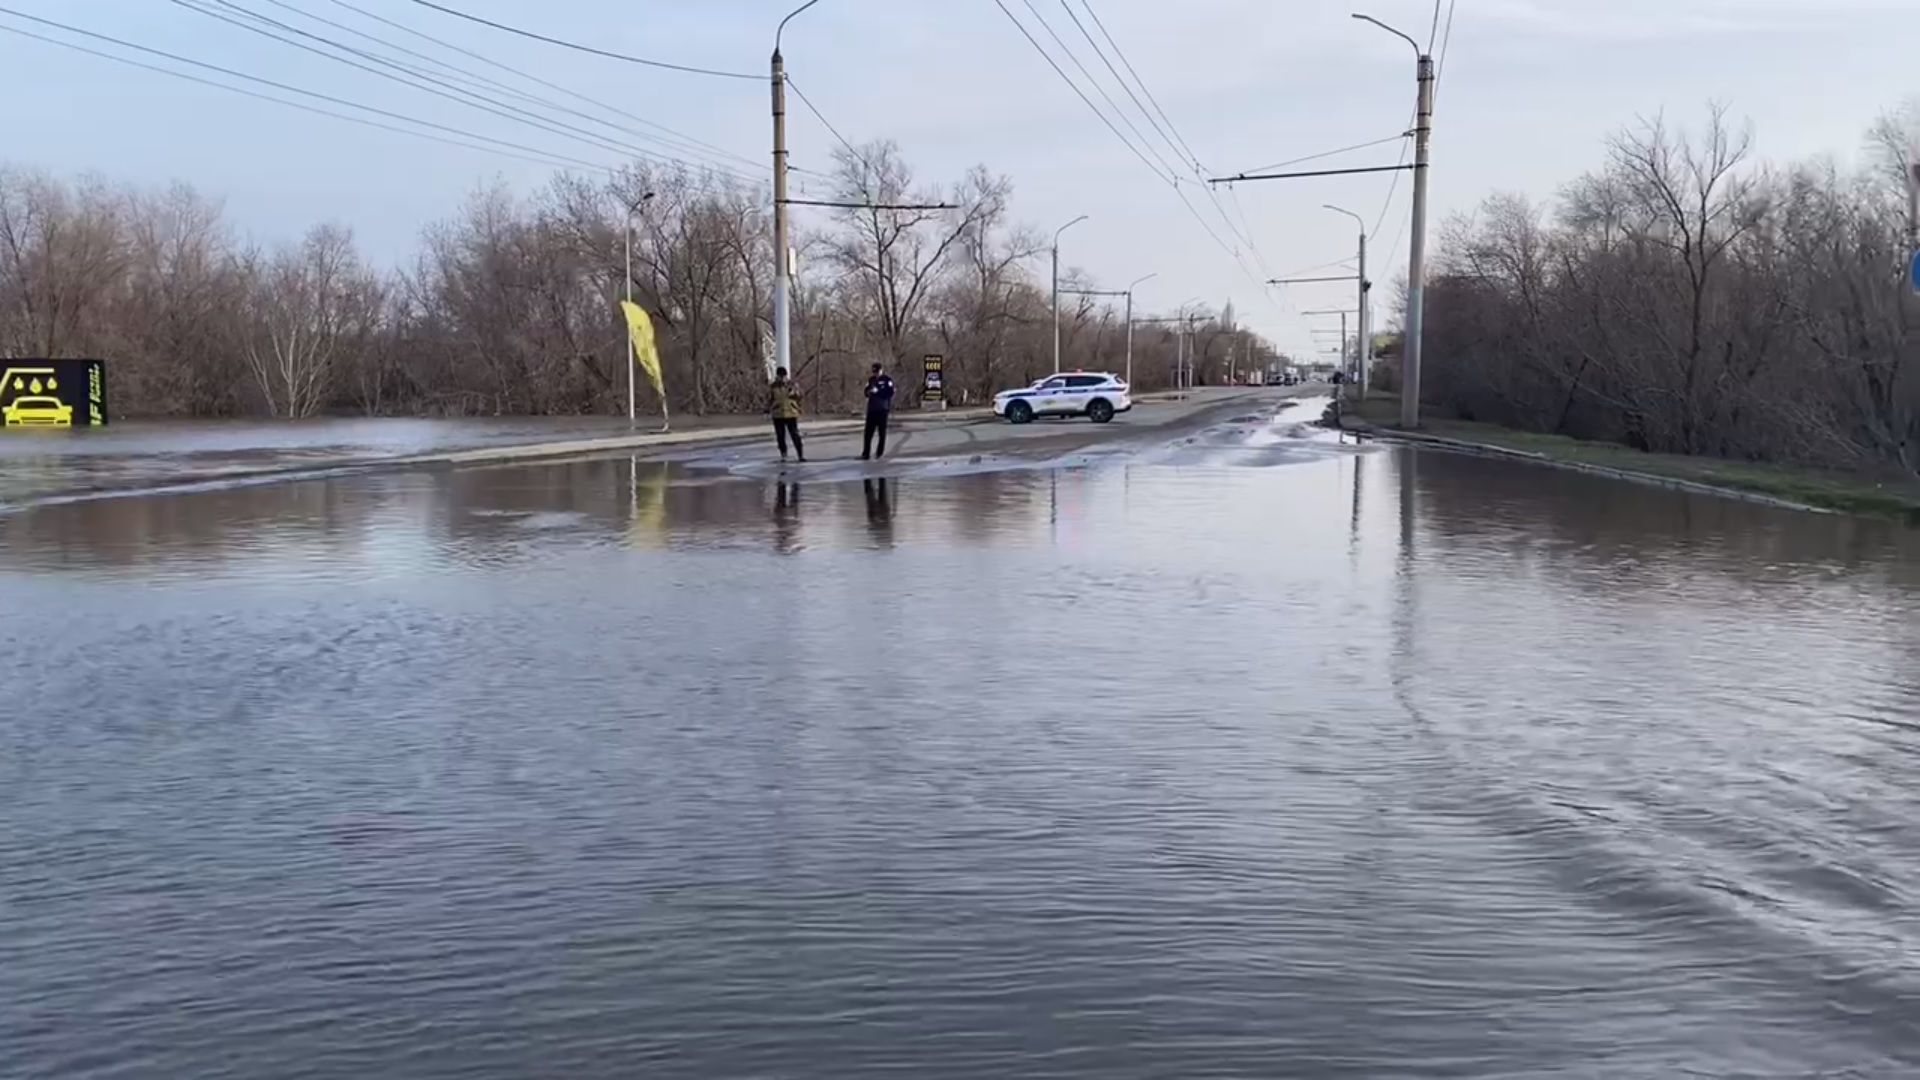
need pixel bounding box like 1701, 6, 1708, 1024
994, 371, 1132, 424
3, 396, 72, 427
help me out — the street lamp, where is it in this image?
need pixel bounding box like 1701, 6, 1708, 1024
1124, 272, 1155, 386
1324, 203, 1368, 397
771, 0, 826, 388
1353, 12, 1434, 428
622, 190, 657, 424
1052, 214, 1088, 374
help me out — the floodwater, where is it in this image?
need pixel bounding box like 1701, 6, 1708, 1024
4, 406, 1920, 1078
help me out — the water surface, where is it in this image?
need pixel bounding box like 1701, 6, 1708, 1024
3, 427, 1918, 1078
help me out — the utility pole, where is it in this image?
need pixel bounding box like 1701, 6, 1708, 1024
620, 191, 655, 424
1324, 204, 1369, 398
772, 4, 823, 387
1405, 48, 1434, 427
1304, 308, 1359, 392
1052, 215, 1089, 373
1063, 273, 1152, 385
1351, 12, 1436, 427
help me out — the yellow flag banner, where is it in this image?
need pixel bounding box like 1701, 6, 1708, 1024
619, 301, 664, 399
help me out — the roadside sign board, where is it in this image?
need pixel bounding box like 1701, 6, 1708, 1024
922, 354, 944, 406
2, 359, 108, 428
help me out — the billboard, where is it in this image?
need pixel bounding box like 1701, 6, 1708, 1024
1, 360, 108, 428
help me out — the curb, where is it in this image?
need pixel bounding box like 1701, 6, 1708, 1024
1340, 419, 1832, 516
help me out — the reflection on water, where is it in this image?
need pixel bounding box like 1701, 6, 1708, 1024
3, 444, 1920, 1078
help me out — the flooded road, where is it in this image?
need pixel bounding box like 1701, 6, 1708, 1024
4, 404, 1919, 1078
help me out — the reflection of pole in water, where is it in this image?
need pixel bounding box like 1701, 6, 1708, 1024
863, 478, 894, 545
1398, 448, 1417, 563
1349, 451, 1367, 565
773, 482, 801, 553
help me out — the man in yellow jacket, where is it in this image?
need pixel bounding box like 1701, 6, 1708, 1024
768, 367, 805, 463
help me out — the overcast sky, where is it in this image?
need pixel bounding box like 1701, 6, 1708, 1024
3, 0, 1915, 358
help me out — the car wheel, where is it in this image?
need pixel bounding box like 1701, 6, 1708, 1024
1086, 399, 1114, 424
1006, 400, 1034, 424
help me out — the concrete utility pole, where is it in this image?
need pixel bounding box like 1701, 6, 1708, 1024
1051, 215, 1089, 373
1324, 204, 1369, 398
771, 1, 824, 386
1354, 13, 1435, 427
1908, 154, 1920, 254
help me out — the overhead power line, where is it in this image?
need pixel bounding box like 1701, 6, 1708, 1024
992, 0, 1277, 307
402, 0, 758, 80
272, 0, 767, 175
0, 18, 615, 174
171, 0, 765, 185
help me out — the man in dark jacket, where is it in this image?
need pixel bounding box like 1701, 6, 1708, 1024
862, 362, 895, 460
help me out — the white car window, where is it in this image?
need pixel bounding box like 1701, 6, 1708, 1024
1040, 378, 1067, 390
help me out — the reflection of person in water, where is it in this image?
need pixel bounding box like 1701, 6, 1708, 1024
863, 478, 893, 546
773, 482, 801, 554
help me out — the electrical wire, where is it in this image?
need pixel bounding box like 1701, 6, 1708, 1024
172, 0, 764, 184
994, 0, 1274, 304
401, 0, 758, 80
260, 0, 767, 175
0, 18, 616, 174
1046, 0, 1184, 181
1236, 133, 1410, 178
785, 77, 861, 164
1062, 0, 1283, 303
1077, 0, 1203, 172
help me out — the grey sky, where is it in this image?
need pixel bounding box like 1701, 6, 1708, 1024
2, 0, 1914, 358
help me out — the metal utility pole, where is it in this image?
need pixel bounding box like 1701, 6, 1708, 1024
1051, 215, 1089, 373
1325, 204, 1369, 397
1304, 307, 1359, 392
771, 1, 824, 387
1354, 13, 1434, 428
1063, 272, 1153, 385
1125, 272, 1155, 386
621, 191, 656, 424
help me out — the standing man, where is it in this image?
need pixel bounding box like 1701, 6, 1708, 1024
862, 362, 895, 461
768, 366, 805, 463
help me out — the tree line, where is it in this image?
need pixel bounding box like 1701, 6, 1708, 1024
1416, 102, 1920, 477
0, 141, 1274, 419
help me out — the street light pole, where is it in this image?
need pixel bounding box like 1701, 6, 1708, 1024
1052, 215, 1089, 374
622, 191, 656, 424
1125, 272, 1156, 386
772, 0, 823, 387
1324, 204, 1368, 398
1354, 13, 1433, 428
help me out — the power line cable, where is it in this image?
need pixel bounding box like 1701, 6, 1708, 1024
326, 0, 760, 171
995, 0, 1274, 302
401, 0, 758, 81
1237, 133, 1409, 178
1063, 0, 1281, 304
1052, 0, 1187, 179
0, 6, 634, 172
258, 0, 767, 174
172, 0, 763, 184
1076, 0, 1204, 172
0, 19, 615, 174
1016, 0, 1184, 182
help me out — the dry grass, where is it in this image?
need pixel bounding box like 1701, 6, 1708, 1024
1345, 396, 1920, 523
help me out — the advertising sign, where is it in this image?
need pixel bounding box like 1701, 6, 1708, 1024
922, 354, 944, 406
1, 360, 108, 428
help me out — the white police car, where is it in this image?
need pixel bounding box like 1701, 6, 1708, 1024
992, 371, 1132, 424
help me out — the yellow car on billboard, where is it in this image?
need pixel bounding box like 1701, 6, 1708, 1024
4, 395, 74, 426
2, 367, 74, 427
